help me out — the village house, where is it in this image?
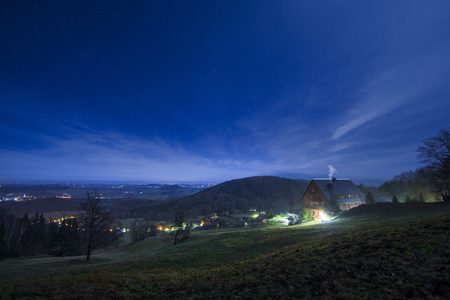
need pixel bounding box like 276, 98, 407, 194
301, 178, 365, 220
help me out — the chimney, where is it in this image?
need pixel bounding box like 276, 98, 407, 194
332, 178, 337, 182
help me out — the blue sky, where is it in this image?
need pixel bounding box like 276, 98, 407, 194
1, 1, 450, 184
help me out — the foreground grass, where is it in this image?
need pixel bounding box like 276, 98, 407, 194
1, 203, 449, 299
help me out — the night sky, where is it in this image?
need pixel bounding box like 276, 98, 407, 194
1, 1, 450, 184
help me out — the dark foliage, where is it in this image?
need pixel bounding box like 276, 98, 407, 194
392, 194, 399, 203
379, 168, 436, 202
365, 191, 375, 204
130, 219, 157, 242
0, 210, 81, 258
56, 219, 81, 256
15, 213, 48, 256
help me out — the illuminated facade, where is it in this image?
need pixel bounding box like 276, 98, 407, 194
301, 178, 365, 220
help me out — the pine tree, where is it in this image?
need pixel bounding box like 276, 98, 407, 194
57, 218, 81, 256
365, 191, 375, 204
28, 213, 47, 256
418, 191, 425, 203
392, 195, 399, 203
46, 221, 59, 255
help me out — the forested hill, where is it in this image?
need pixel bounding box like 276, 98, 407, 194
129, 176, 309, 221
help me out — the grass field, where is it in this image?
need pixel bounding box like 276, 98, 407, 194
1, 203, 449, 299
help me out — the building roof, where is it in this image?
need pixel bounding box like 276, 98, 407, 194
312, 178, 364, 203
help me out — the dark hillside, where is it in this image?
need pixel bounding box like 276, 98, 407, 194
158, 185, 202, 199
340, 202, 450, 222
178, 176, 307, 212
131, 176, 308, 220
110, 199, 159, 220
0, 197, 80, 217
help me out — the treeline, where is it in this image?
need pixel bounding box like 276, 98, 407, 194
129, 219, 158, 242
377, 168, 436, 203
362, 128, 450, 204
359, 129, 450, 203
0, 212, 74, 258
0, 210, 120, 259
360, 167, 440, 203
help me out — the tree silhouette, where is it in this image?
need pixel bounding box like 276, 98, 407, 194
57, 218, 81, 256
392, 195, 399, 204
173, 206, 185, 228
417, 128, 450, 202
79, 192, 117, 261
365, 191, 375, 204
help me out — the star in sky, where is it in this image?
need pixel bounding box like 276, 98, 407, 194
1, 1, 450, 185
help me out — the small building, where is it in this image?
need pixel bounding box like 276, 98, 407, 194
301, 178, 365, 220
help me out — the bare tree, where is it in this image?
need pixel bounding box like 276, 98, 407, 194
417, 128, 450, 202
79, 192, 117, 261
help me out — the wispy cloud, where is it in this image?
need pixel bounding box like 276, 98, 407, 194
332, 68, 415, 140
2, 2, 449, 185
0, 129, 261, 182
332, 49, 450, 141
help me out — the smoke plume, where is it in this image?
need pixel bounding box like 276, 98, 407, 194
328, 165, 337, 180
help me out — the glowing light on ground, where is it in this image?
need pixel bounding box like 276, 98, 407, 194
319, 211, 331, 222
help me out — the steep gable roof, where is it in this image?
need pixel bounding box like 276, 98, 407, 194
312, 178, 364, 204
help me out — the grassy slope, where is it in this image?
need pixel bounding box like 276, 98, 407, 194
1, 203, 449, 299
